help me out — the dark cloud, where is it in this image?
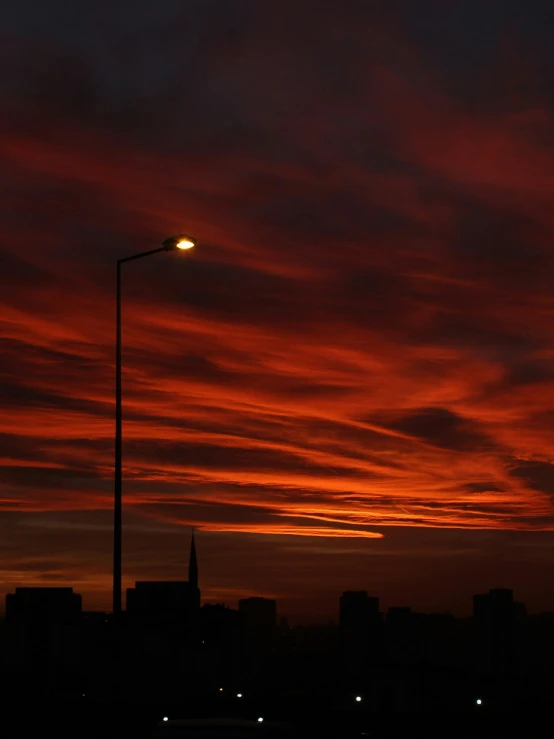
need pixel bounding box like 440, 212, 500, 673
383, 407, 493, 452
0, 379, 105, 415
450, 197, 554, 288
507, 361, 554, 387
510, 460, 554, 496
125, 439, 352, 477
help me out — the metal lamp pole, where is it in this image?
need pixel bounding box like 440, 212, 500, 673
112, 235, 196, 617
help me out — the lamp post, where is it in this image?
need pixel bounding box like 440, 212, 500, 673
113, 234, 196, 617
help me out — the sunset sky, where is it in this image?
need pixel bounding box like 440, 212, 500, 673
2, 1, 554, 621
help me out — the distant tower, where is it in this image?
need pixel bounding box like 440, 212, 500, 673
189, 528, 198, 589
189, 529, 200, 610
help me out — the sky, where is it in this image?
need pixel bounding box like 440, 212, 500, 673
2, 0, 554, 622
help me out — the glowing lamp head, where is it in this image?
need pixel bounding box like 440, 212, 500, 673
355, 696, 362, 703
258, 717, 264, 723
476, 699, 482, 706
162, 234, 196, 251
176, 238, 195, 250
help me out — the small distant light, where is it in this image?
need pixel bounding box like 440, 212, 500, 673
82, 693, 85, 697
237, 693, 242, 698
258, 717, 264, 723
219, 687, 224, 692
163, 716, 169, 722
355, 696, 362, 702
476, 699, 482, 706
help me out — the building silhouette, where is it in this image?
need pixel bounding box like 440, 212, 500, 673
340, 591, 381, 635
339, 591, 382, 687
124, 530, 201, 698
5, 587, 82, 692
5, 558, 554, 716
473, 588, 526, 675
126, 529, 200, 624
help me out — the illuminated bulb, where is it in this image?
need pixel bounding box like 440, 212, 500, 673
162, 234, 197, 252
237, 693, 242, 698
476, 699, 482, 706
355, 696, 362, 702
176, 238, 195, 250
163, 717, 169, 722
258, 717, 264, 723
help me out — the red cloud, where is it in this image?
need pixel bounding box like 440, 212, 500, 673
2, 3, 554, 613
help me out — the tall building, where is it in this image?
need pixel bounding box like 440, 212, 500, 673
5, 587, 82, 688
472, 588, 525, 674
339, 591, 382, 684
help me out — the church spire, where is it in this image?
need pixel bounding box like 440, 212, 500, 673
189, 528, 198, 590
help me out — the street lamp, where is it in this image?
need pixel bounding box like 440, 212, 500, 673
163, 235, 196, 251
113, 234, 196, 617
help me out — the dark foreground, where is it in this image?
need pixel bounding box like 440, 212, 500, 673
1, 696, 551, 739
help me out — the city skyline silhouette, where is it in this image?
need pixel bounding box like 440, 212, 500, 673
3, 529, 553, 717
